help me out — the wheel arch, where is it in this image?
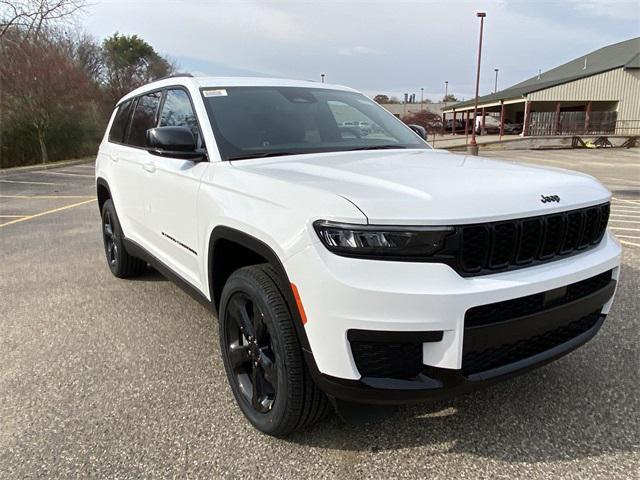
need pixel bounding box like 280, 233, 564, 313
96, 177, 111, 214
208, 226, 312, 352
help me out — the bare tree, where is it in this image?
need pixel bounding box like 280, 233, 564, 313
402, 110, 443, 136
1, 33, 94, 163
0, 0, 86, 39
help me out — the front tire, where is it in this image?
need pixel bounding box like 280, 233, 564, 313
101, 199, 146, 278
219, 264, 328, 436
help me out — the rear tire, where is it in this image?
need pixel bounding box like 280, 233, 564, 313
219, 264, 329, 436
101, 199, 146, 278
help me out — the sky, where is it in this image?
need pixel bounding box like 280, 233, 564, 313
82, 0, 640, 101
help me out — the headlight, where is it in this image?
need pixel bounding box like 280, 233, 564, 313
313, 220, 454, 259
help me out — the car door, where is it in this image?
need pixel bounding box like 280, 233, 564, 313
105, 96, 155, 244
114, 91, 163, 243
143, 87, 208, 289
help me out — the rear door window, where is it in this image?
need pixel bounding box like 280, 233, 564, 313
127, 92, 162, 147
108, 100, 133, 143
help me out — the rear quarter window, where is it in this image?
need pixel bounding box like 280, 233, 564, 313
108, 100, 133, 143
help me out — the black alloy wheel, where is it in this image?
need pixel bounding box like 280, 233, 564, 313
100, 199, 146, 278
103, 209, 118, 267
225, 292, 278, 413
219, 264, 329, 436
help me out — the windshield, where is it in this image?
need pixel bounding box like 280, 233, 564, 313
200, 86, 429, 160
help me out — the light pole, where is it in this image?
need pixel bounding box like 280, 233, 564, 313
320, 73, 325, 83
468, 11, 486, 156
420, 87, 424, 111
444, 80, 449, 106
494, 68, 499, 93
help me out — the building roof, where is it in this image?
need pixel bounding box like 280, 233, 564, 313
446, 37, 640, 111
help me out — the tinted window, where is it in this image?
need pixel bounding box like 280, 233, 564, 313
128, 92, 161, 147
159, 89, 200, 145
201, 87, 427, 161
108, 100, 133, 143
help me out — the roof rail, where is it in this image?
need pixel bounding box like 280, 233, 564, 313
156, 73, 194, 81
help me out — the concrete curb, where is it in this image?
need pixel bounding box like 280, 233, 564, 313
0, 157, 95, 176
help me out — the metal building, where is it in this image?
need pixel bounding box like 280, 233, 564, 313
443, 37, 640, 137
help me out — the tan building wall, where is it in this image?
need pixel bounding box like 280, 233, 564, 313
528, 67, 640, 127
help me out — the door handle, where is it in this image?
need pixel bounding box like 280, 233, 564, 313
110, 153, 119, 162
143, 161, 156, 173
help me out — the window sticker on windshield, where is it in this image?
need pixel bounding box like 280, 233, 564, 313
203, 89, 228, 97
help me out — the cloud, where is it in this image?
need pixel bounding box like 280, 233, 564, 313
338, 46, 382, 56
566, 0, 640, 20
83, 0, 640, 97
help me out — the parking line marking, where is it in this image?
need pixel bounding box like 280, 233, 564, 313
616, 234, 640, 240
0, 179, 61, 186
619, 239, 640, 248
0, 215, 27, 218
40, 171, 94, 178
612, 197, 640, 205
610, 227, 640, 232
0, 198, 96, 227
603, 177, 640, 185
612, 208, 640, 213
609, 219, 640, 224
610, 214, 640, 219
0, 195, 95, 199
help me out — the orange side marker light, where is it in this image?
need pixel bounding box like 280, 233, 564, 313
290, 283, 308, 325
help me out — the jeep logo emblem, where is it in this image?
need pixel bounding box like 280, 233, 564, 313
540, 194, 560, 203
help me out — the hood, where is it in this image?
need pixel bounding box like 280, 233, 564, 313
231, 149, 610, 224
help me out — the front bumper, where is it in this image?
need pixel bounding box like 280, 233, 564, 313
308, 314, 607, 405
284, 231, 621, 403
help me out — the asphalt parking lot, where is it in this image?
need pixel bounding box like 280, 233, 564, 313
1, 149, 639, 479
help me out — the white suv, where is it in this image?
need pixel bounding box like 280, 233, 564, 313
96, 75, 621, 436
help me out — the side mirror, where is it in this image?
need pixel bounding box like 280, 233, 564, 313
408, 124, 427, 141
146, 126, 206, 161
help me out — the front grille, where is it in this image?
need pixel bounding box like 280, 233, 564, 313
461, 311, 601, 376
466, 270, 612, 327
456, 203, 609, 276
350, 342, 423, 379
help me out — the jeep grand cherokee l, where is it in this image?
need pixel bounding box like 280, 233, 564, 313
96, 75, 621, 436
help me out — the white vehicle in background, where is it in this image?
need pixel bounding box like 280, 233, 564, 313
474, 115, 502, 135
96, 75, 621, 436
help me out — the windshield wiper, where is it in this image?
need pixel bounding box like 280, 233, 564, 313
345, 145, 408, 151
227, 151, 300, 161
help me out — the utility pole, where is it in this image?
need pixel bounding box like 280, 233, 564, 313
444, 81, 449, 107
494, 68, 499, 93
320, 73, 325, 83
468, 11, 486, 156
420, 87, 424, 111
